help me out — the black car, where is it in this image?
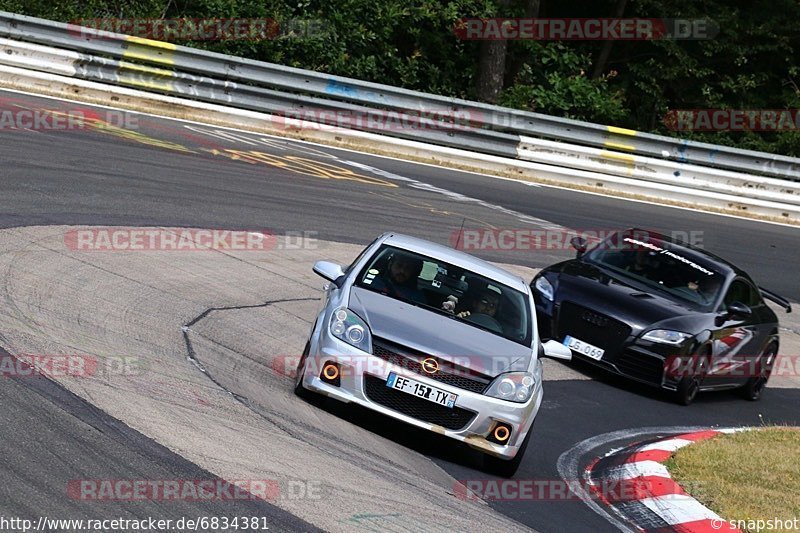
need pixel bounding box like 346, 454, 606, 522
532, 228, 791, 405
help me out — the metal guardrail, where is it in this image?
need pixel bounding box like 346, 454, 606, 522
1, 10, 799, 182
1, 9, 800, 222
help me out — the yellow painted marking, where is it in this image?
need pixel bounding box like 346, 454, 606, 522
125, 35, 177, 50
599, 150, 636, 164
118, 60, 175, 78
92, 121, 195, 152
46, 108, 195, 153
123, 37, 176, 66
371, 191, 497, 227
206, 150, 397, 187
118, 61, 175, 92
203, 148, 259, 163
603, 141, 636, 152
607, 125, 638, 136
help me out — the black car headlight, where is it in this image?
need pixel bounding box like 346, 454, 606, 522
485, 372, 536, 403
641, 329, 692, 345
329, 307, 372, 352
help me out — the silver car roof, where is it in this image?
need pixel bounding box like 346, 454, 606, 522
379, 233, 529, 293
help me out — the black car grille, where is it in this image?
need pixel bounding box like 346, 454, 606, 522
371, 339, 489, 394
363, 375, 477, 430
615, 349, 665, 385
556, 302, 631, 353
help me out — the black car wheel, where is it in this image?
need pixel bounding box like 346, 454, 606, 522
483, 424, 532, 478
294, 340, 312, 399
673, 347, 710, 406
740, 342, 777, 401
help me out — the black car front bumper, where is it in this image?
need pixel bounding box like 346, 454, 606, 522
536, 301, 689, 391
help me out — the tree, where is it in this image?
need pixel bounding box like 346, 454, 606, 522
474, 0, 512, 102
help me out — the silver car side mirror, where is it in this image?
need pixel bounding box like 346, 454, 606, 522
541, 339, 572, 361
313, 261, 345, 283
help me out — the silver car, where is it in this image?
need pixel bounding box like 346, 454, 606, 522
295, 233, 571, 477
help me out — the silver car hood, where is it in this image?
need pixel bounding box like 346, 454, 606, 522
349, 287, 531, 377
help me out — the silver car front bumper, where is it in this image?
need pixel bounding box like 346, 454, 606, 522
300, 328, 542, 460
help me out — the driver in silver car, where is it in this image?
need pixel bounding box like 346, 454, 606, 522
369, 251, 424, 301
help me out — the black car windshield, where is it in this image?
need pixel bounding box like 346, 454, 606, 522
583, 233, 725, 308
354, 245, 532, 346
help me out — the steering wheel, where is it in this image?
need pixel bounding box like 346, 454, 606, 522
672, 286, 711, 304
466, 313, 503, 334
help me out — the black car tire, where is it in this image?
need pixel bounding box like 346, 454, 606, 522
674, 376, 701, 406
740, 342, 777, 401
483, 424, 532, 478
673, 348, 710, 406
294, 341, 312, 399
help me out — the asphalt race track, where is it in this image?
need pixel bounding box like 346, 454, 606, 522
0, 346, 318, 532
1, 88, 799, 532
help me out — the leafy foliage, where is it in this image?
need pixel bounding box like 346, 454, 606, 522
498, 42, 626, 123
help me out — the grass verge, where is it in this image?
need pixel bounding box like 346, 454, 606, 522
665, 427, 800, 530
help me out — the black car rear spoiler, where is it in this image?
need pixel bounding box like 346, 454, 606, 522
760, 286, 792, 313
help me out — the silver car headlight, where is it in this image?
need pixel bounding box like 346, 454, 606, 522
641, 329, 692, 345
329, 307, 372, 352
534, 276, 554, 301
485, 372, 536, 403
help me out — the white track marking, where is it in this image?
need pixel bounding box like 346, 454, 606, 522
557, 426, 710, 532
639, 495, 723, 525
183, 125, 258, 145
342, 160, 565, 230
601, 461, 671, 480
635, 438, 694, 453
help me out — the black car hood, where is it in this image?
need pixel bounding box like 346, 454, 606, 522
349, 287, 531, 376
550, 261, 705, 333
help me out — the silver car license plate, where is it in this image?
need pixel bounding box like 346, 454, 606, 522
386, 372, 457, 408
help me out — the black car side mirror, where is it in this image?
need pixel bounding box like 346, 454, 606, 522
725, 301, 752, 319
570, 236, 588, 258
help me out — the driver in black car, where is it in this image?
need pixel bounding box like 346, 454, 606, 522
686, 278, 718, 304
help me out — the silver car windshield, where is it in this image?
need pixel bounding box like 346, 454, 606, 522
354, 245, 532, 346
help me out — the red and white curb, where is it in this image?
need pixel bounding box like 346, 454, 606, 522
586, 428, 746, 532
